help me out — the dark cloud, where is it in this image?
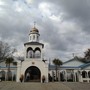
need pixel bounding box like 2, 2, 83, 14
49, 0, 90, 33
0, 0, 90, 61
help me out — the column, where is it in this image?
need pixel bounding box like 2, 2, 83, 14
80, 70, 83, 82
16, 62, 21, 82
65, 70, 67, 82
87, 71, 89, 83
73, 70, 76, 82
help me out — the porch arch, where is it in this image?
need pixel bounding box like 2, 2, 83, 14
88, 71, 90, 78
82, 71, 87, 78
25, 66, 41, 82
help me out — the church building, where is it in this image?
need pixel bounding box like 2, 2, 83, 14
1, 25, 90, 83
16, 26, 48, 82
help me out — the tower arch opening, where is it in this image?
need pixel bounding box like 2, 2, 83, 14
25, 66, 41, 82
34, 47, 41, 58
27, 47, 34, 58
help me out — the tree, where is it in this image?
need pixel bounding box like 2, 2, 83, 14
53, 58, 62, 81
84, 49, 90, 59
78, 49, 90, 63
0, 41, 16, 62
5, 57, 14, 81
17, 56, 24, 61
0, 41, 16, 80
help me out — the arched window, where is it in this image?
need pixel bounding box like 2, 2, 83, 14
28, 50, 34, 58
13, 74, 16, 81
30, 36, 31, 40
35, 50, 41, 58
88, 71, 90, 78
37, 36, 39, 41
33, 35, 35, 40
52, 71, 55, 81
82, 71, 87, 78
0, 71, 2, 80
60, 72, 64, 81
34, 47, 41, 58
27, 47, 34, 58
7, 71, 12, 81
1, 70, 5, 81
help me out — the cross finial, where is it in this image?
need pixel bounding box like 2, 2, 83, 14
34, 21, 36, 28
72, 53, 75, 57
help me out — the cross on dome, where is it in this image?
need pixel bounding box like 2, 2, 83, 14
34, 21, 36, 28
30, 21, 39, 33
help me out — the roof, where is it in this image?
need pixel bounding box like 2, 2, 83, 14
24, 42, 44, 48
29, 27, 40, 35
0, 66, 17, 68
61, 62, 90, 69
78, 63, 90, 69
63, 56, 85, 64
49, 64, 80, 70
49, 57, 90, 70
31, 27, 39, 32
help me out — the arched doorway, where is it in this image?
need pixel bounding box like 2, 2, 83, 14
82, 71, 87, 78
25, 66, 41, 82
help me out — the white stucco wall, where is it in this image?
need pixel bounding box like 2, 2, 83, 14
16, 60, 48, 83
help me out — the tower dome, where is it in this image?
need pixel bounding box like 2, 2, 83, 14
31, 27, 39, 32
30, 27, 39, 34
29, 26, 40, 42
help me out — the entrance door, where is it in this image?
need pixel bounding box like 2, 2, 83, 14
25, 66, 41, 82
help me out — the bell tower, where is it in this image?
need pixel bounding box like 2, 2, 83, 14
17, 23, 48, 83
24, 25, 44, 61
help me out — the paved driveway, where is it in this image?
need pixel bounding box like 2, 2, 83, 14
0, 81, 90, 90
63, 82, 90, 90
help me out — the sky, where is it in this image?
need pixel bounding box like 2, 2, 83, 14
0, 0, 90, 62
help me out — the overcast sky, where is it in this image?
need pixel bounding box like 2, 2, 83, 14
0, 0, 90, 61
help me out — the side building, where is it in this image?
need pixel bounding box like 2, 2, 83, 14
0, 58, 17, 81
49, 56, 90, 83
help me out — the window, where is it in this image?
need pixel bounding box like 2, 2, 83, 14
88, 71, 90, 78
82, 71, 87, 78
35, 50, 41, 58
30, 36, 31, 40
28, 50, 33, 58
37, 36, 38, 40
27, 47, 33, 58
33, 35, 35, 40
0, 71, 5, 81
7, 71, 12, 81
34, 47, 41, 58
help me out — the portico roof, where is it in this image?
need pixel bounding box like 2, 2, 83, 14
24, 42, 44, 48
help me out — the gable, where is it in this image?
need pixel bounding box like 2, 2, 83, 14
83, 66, 90, 70
62, 59, 84, 67
79, 63, 90, 70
